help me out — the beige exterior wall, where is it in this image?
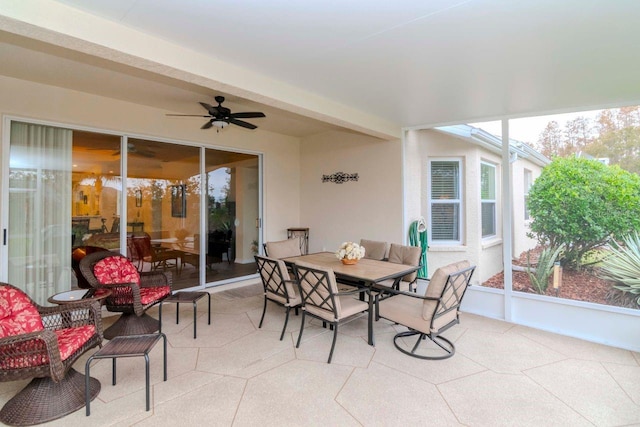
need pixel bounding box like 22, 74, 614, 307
511, 158, 543, 258
299, 131, 403, 254
405, 129, 542, 285
0, 75, 301, 244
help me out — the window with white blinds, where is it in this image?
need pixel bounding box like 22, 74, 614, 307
429, 160, 461, 243
481, 162, 496, 238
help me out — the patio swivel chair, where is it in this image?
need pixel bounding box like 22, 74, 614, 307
255, 255, 301, 340
80, 251, 171, 340
375, 260, 474, 360
293, 261, 373, 363
0, 283, 103, 426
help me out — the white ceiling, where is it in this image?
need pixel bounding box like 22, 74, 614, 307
3, 0, 640, 136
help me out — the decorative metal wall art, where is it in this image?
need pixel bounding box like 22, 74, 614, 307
322, 172, 359, 184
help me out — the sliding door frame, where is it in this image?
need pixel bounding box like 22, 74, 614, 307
1, 115, 262, 289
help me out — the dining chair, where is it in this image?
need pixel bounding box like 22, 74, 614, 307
359, 239, 388, 261
255, 255, 301, 340
375, 260, 475, 360
293, 261, 373, 363
264, 238, 302, 259
377, 244, 422, 292
129, 233, 182, 274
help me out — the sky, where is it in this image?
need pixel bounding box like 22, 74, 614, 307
470, 109, 603, 146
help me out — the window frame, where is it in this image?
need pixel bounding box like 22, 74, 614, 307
480, 161, 497, 239
428, 158, 463, 245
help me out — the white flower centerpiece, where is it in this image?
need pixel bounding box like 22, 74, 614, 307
335, 242, 366, 265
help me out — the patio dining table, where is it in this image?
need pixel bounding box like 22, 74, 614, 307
283, 251, 421, 288
282, 252, 420, 346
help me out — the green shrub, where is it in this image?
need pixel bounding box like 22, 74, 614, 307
599, 232, 640, 307
526, 244, 564, 294
528, 157, 640, 268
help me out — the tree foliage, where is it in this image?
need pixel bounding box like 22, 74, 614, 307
527, 157, 640, 267
536, 106, 640, 174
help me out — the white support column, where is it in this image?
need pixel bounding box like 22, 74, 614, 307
502, 119, 513, 321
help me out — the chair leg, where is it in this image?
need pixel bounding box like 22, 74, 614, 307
328, 323, 338, 363
368, 301, 374, 346
392, 330, 456, 360
280, 307, 291, 341
258, 297, 267, 328
296, 312, 306, 348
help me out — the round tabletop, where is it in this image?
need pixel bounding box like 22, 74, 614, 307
48, 289, 111, 305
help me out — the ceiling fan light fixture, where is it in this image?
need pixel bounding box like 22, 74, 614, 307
212, 120, 228, 128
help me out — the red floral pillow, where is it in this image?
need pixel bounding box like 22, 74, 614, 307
93, 256, 140, 286
0, 285, 44, 339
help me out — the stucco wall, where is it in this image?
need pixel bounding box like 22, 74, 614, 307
511, 158, 542, 258
299, 131, 403, 254
0, 75, 301, 250
405, 128, 542, 284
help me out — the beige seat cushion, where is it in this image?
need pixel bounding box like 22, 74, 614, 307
423, 260, 470, 330
295, 260, 368, 321
266, 238, 302, 259
377, 294, 429, 333
386, 244, 421, 282
259, 256, 301, 306
266, 289, 301, 307
305, 295, 368, 322
360, 239, 388, 260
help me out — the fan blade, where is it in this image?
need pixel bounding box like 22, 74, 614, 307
229, 118, 257, 130
230, 112, 266, 119
166, 114, 211, 117
137, 150, 155, 158
201, 120, 213, 130
199, 102, 220, 116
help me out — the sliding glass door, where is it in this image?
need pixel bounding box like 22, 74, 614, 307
3, 120, 261, 301
7, 122, 73, 304
205, 149, 259, 283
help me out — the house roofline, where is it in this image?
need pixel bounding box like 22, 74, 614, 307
433, 125, 550, 167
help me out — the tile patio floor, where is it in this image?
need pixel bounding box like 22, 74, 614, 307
2, 281, 639, 426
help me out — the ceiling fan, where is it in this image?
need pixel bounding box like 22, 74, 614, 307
114, 142, 155, 158
88, 141, 155, 158
166, 96, 266, 130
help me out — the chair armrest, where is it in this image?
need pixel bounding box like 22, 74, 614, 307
139, 270, 171, 288
39, 300, 103, 332
371, 285, 437, 301
0, 329, 65, 381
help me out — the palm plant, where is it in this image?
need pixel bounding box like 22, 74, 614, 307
526, 244, 565, 295
599, 232, 640, 306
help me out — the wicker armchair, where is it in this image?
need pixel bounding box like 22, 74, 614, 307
79, 251, 172, 340
0, 283, 103, 426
